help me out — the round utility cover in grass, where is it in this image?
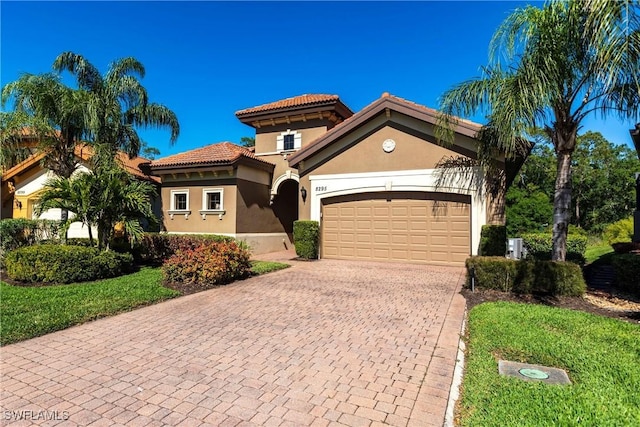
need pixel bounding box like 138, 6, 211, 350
498, 360, 571, 385
518, 368, 549, 380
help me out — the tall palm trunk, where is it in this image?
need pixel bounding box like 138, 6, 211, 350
552, 150, 573, 261
551, 122, 578, 261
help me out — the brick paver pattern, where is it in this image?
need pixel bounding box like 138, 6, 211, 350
0, 258, 466, 427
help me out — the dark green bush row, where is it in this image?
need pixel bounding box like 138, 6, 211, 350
480, 225, 506, 256
162, 241, 251, 288
293, 220, 319, 259
133, 233, 237, 265
521, 233, 588, 264
611, 254, 640, 295
0, 219, 61, 253
4, 245, 134, 284
466, 256, 586, 296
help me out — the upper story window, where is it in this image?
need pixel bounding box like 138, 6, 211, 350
277, 129, 302, 152
283, 134, 295, 151
170, 190, 189, 212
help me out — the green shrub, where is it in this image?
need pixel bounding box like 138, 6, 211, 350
466, 256, 586, 296
293, 220, 319, 259
480, 225, 507, 256
603, 217, 634, 245
162, 241, 251, 288
611, 253, 640, 295
521, 232, 588, 264
65, 238, 96, 247
466, 257, 517, 292
134, 233, 238, 264
0, 219, 61, 253
4, 245, 133, 284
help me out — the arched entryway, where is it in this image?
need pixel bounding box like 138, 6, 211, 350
271, 178, 299, 234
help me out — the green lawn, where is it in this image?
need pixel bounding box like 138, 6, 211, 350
1, 260, 291, 346
250, 260, 290, 275
584, 243, 614, 264
0, 268, 178, 346
458, 302, 640, 426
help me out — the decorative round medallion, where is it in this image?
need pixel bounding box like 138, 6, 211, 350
382, 138, 396, 153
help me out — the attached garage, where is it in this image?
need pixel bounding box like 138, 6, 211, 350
321, 192, 471, 266
288, 93, 514, 267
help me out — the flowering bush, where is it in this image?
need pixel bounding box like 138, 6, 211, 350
162, 241, 251, 289
134, 233, 238, 265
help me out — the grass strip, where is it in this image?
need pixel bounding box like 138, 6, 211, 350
458, 302, 640, 426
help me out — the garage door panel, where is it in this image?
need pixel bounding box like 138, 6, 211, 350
391, 220, 409, 231
374, 234, 389, 244
411, 235, 428, 245
322, 193, 470, 266
391, 234, 409, 244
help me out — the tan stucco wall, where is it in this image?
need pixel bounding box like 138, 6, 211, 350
254, 119, 330, 154
308, 124, 472, 176
236, 179, 289, 234
160, 181, 237, 234
299, 174, 312, 220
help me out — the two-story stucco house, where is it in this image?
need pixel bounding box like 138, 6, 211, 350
150, 92, 514, 266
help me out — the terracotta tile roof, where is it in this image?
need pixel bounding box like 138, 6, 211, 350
235, 94, 341, 117
1, 145, 159, 184
150, 142, 274, 169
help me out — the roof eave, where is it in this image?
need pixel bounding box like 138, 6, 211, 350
289, 97, 481, 168
236, 100, 354, 125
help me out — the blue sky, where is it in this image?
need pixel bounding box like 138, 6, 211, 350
1, 1, 637, 158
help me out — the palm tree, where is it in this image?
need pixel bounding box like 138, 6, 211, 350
36, 167, 157, 250
90, 168, 158, 250
438, 0, 640, 261
1, 73, 89, 178
52, 52, 179, 170
36, 173, 98, 244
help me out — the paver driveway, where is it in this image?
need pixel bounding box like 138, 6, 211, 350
1, 258, 466, 427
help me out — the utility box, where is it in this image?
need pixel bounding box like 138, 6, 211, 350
508, 238, 525, 259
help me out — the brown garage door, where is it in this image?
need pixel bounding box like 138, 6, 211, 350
321, 192, 470, 266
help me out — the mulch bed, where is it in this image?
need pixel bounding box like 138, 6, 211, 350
462, 286, 640, 324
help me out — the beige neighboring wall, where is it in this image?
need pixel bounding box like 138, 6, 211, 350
160, 181, 237, 234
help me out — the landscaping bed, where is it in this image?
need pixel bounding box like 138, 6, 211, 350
462, 286, 640, 324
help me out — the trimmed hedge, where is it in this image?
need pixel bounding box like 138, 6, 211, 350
611, 254, 640, 295
521, 233, 588, 264
134, 233, 238, 265
480, 225, 506, 256
162, 241, 251, 288
0, 219, 61, 253
4, 245, 134, 284
293, 220, 319, 259
466, 256, 586, 296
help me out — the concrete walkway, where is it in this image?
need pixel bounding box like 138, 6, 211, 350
1, 257, 466, 427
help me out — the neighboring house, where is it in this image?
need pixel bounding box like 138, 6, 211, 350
1, 145, 160, 238
151, 92, 520, 265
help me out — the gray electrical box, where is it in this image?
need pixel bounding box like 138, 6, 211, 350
508, 238, 525, 259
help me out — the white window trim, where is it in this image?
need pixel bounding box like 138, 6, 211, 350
276, 129, 302, 152
169, 189, 190, 212
200, 188, 225, 212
